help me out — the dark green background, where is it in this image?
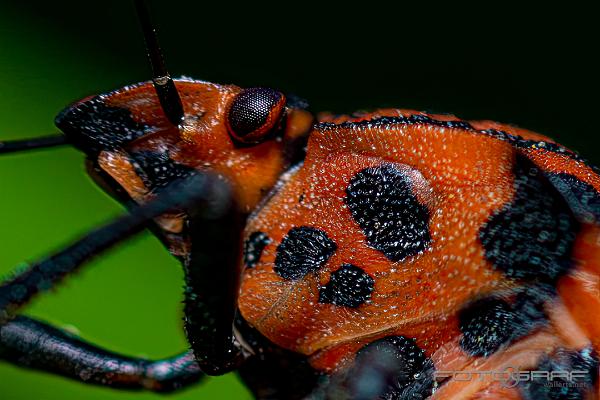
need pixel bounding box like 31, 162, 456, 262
0, 1, 597, 399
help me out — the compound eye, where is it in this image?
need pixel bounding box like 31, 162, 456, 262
226, 87, 286, 144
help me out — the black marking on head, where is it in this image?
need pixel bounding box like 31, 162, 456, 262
244, 231, 271, 268
479, 155, 579, 282
548, 173, 600, 224
318, 264, 374, 308
459, 290, 549, 357
520, 347, 599, 400
129, 150, 195, 191
274, 226, 337, 280
345, 164, 431, 262
55, 96, 147, 155
352, 336, 435, 399
317, 115, 599, 173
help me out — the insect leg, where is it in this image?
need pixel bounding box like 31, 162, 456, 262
0, 315, 203, 392
309, 339, 436, 400
307, 346, 403, 400
181, 183, 246, 375
0, 134, 67, 154
0, 172, 230, 324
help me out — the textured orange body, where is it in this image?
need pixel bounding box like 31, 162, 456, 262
61, 80, 600, 399
238, 109, 600, 398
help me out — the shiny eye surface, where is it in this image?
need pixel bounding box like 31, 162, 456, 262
226, 87, 286, 144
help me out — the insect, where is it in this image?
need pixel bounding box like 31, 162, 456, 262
1, 1, 599, 399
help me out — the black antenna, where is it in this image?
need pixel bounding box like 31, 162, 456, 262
0, 134, 67, 154
134, 0, 184, 126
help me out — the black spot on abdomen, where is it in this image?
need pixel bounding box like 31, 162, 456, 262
244, 231, 271, 268
319, 264, 374, 308
56, 96, 146, 155
345, 164, 431, 262
274, 226, 337, 280
129, 150, 195, 191
520, 347, 599, 400
479, 155, 579, 282
350, 336, 435, 399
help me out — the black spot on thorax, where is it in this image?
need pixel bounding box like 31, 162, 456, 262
274, 226, 337, 280
345, 164, 431, 262
318, 264, 374, 308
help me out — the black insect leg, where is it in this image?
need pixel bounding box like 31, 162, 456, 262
308, 347, 404, 400
0, 134, 68, 154
0, 316, 203, 392
0, 173, 228, 324
309, 337, 436, 400
0, 171, 247, 379
235, 317, 320, 400
181, 182, 246, 375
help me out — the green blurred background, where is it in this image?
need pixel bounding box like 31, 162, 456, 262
0, 1, 596, 399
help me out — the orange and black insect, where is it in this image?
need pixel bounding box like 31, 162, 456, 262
1, 1, 599, 399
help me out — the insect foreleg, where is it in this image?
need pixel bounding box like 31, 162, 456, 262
0, 172, 229, 324
181, 180, 246, 375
